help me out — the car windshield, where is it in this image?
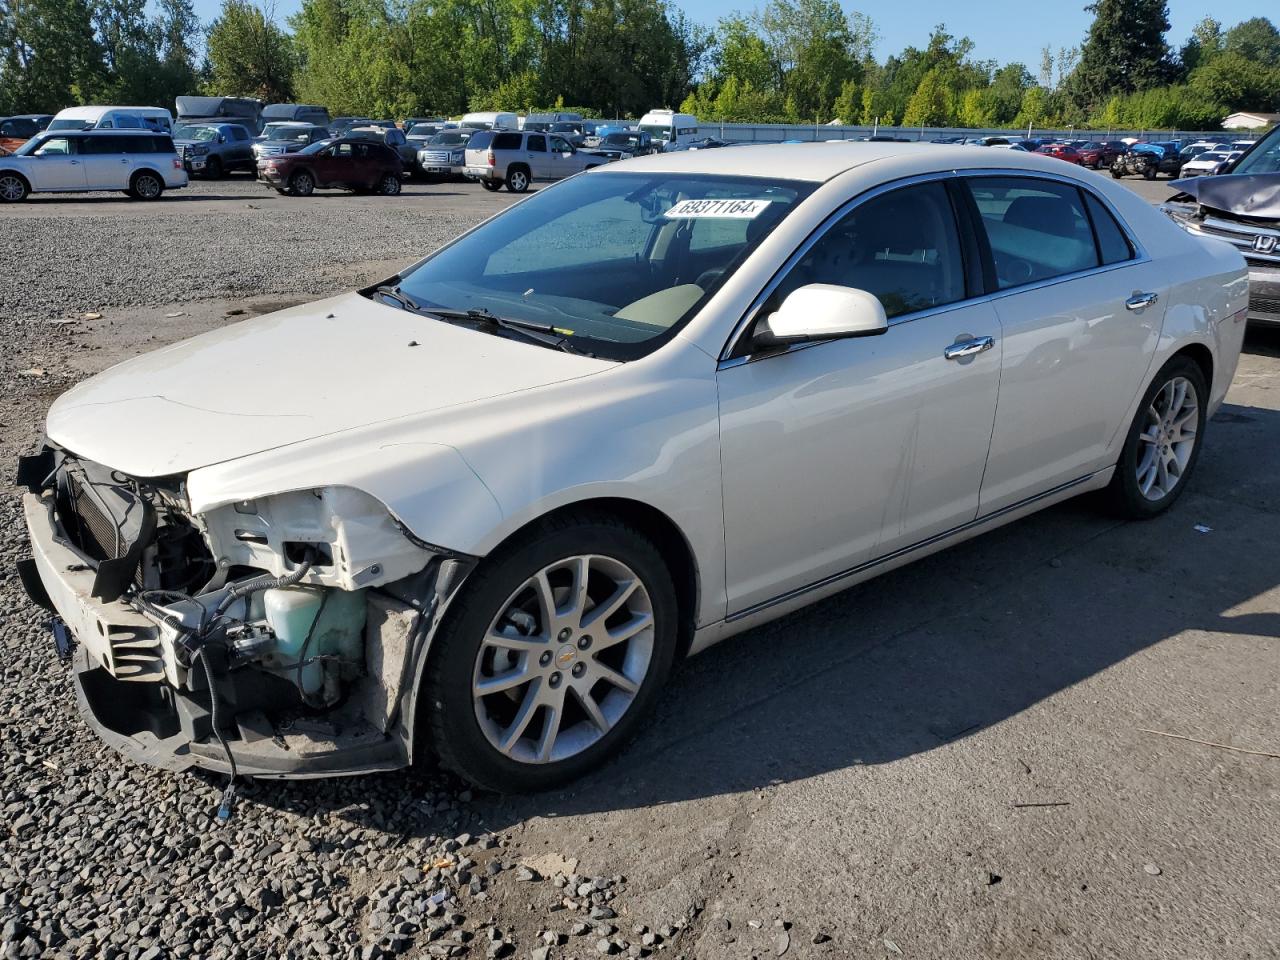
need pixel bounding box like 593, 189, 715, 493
639, 124, 671, 141
188, 126, 219, 142
47, 118, 91, 131
393, 172, 814, 361
428, 131, 470, 146
1198, 152, 1228, 162
1232, 126, 1280, 175
605, 133, 639, 146
262, 123, 302, 139
408, 125, 437, 137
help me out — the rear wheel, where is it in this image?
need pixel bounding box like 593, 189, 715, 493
0, 173, 28, 202
505, 167, 530, 193
289, 170, 315, 197
423, 515, 679, 792
1104, 356, 1207, 519
480, 178, 503, 192
129, 171, 164, 201
1143, 166, 1157, 180
204, 156, 223, 179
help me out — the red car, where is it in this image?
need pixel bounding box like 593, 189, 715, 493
1035, 143, 1084, 165
1075, 141, 1125, 169
257, 136, 404, 196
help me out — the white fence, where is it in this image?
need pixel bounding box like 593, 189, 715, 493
689, 122, 1260, 144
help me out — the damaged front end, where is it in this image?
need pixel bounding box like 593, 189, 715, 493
17, 444, 474, 778
1163, 172, 1280, 326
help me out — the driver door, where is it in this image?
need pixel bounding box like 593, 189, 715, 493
28, 136, 88, 190
525, 134, 550, 178
717, 180, 1002, 615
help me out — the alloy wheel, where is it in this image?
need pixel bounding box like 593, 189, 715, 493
135, 175, 161, 199
379, 174, 401, 195
508, 170, 529, 192
472, 554, 655, 764
0, 175, 26, 202
1136, 375, 1199, 501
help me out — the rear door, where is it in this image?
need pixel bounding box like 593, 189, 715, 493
80, 135, 132, 188
963, 175, 1164, 512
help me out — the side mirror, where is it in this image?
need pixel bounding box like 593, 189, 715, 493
754, 284, 888, 349
218, 134, 226, 143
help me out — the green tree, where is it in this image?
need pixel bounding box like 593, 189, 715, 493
206, 0, 296, 101
1178, 16, 1223, 73
1066, 0, 1174, 109
1189, 51, 1280, 111
831, 78, 859, 124
901, 67, 952, 127
0, 0, 105, 113
1224, 18, 1280, 66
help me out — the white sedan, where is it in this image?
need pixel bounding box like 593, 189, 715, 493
20, 144, 1248, 791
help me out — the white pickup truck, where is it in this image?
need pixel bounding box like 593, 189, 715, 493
464, 129, 613, 192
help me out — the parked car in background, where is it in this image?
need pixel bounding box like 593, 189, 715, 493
405, 123, 443, 150
18, 144, 1247, 791
330, 117, 373, 136
1164, 122, 1280, 326
1076, 141, 1125, 169
589, 130, 657, 160
252, 123, 331, 160
257, 136, 403, 196
48, 106, 173, 134
262, 103, 330, 128
1178, 149, 1242, 178
638, 109, 700, 151
964, 135, 1012, 146
416, 129, 474, 181
401, 117, 446, 131
1112, 142, 1184, 179
464, 129, 611, 192
524, 112, 583, 132
171, 122, 255, 178
0, 115, 52, 154
348, 125, 417, 169
1035, 143, 1084, 164
0, 129, 186, 202
175, 96, 262, 135
462, 112, 518, 131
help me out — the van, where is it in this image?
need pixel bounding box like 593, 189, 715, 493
262, 103, 331, 127
460, 111, 518, 131
175, 96, 264, 134
637, 109, 699, 151
47, 106, 173, 134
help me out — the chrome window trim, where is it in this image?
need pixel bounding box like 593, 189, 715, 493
717, 166, 1150, 369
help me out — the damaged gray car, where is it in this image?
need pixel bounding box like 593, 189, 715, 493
1163, 123, 1280, 326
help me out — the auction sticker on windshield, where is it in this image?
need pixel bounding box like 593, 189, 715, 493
664, 198, 772, 219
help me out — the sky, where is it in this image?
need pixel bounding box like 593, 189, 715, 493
189, 0, 1267, 75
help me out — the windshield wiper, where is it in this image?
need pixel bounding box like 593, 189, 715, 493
373, 284, 423, 312
420, 306, 584, 354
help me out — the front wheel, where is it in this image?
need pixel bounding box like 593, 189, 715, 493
204, 156, 223, 179
0, 173, 28, 202
1110, 166, 1124, 178
423, 516, 679, 792
1104, 356, 1207, 519
289, 170, 315, 197
377, 173, 401, 195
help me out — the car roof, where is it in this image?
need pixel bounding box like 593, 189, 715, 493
43, 128, 169, 136
601, 141, 1126, 183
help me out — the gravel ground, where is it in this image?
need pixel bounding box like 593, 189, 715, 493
3, 173, 1277, 960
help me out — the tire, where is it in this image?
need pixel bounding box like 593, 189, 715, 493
377, 173, 401, 196
289, 170, 315, 197
1104, 355, 1207, 520
505, 166, 530, 193
204, 156, 223, 180
1110, 165, 1124, 179
480, 178, 503, 192
1143, 166, 1156, 180
0, 172, 29, 202
423, 514, 679, 792
129, 171, 164, 201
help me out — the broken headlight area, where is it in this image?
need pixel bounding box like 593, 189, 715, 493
18, 444, 473, 777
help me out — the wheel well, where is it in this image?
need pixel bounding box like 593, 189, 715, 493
130, 167, 161, 184
490, 498, 700, 657
1172, 343, 1213, 397
507, 163, 530, 176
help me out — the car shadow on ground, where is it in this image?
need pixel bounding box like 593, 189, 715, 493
239, 393, 1280, 833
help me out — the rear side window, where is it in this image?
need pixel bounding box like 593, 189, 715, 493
1083, 192, 1134, 265
527, 134, 547, 152
493, 132, 522, 150
968, 177, 1098, 289
771, 181, 966, 320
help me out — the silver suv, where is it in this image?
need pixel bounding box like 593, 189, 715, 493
0, 129, 187, 202
464, 129, 611, 193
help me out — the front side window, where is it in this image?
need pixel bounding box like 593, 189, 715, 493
968, 177, 1098, 288
334, 143, 353, 157
1232, 125, 1280, 175
527, 134, 547, 152
395, 173, 814, 360
550, 136, 571, 153
768, 181, 966, 320
33, 136, 75, 156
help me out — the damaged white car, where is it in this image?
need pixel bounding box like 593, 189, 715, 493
20, 144, 1248, 793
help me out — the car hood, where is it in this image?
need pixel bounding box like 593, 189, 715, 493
46, 292, 616, 478
1170, 172, 1280, 219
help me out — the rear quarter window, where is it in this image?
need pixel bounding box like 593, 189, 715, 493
493, 133, 523, 150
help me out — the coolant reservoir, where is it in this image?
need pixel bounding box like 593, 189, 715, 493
264, 586, 366, 696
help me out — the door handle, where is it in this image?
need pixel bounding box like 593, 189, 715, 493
1126, 291, 1159, 310
944, 336, 995, 360
69, 160, 79, 165
120, 158, 130, 163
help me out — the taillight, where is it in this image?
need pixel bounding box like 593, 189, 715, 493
486, 151, 495, 166
172, 158, 182, 169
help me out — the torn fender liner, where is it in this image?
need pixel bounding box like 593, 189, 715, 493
1171, 173, 1280, 219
